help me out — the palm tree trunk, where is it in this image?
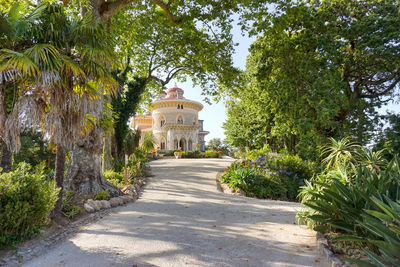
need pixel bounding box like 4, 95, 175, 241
1, 140, 12, 172
53, 145, 66, 215
0, 85, 11, 172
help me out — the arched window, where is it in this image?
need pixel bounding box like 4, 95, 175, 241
177, 104, 180, 109
160, 117, 165, 127
160, 138, 166, 150
181, 105, 183, 109
177, 115, 183, 125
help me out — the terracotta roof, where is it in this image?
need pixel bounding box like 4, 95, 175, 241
166, 87, 182, 93
162, 96, 185, 100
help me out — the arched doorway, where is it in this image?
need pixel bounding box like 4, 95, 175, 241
179, 138, 186, 151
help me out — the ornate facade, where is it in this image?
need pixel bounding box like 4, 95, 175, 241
131, 86, 209, 151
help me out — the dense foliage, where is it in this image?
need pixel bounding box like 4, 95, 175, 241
111, 69, 146, 159
224, 0, 400, 159
205, 138, 231, 155
297, 138, 400, 265
0, 163, 59, 247
374, 113, 400, 161
13, 131, 55, 169
106, 147, 148, 188
222, 148, 315, 200
179, 150, 221, 159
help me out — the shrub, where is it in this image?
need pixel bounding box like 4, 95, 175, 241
204, 150, 220, 158
234, 150, 316, 200
222, 163, 289, 199
0, 163, 59, 247
104, 170, 125, 187
222, 167, 286, 198
95, 190, 109, 200
181, 151, 203, 158
62, 190, 81, 219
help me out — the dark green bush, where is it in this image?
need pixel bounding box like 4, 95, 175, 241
222, 149, 315, 200
13, 130, 55, 169
222, 164, 289, 199
181, 151, 202, 158
0, 163, 59, 247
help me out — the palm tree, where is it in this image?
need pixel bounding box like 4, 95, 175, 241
0, 3, 119, 215
142, 132, 156, 155
0, 3, 48, 171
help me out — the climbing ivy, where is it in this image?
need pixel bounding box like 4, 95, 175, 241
111, 68, 146, 158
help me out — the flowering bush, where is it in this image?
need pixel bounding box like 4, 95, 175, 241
221, 149, 316, 200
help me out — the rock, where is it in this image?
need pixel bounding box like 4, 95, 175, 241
125, 195, 134, 201
84, 203, 95, 213
109, 197, 121, 207
125, 188, 136, 196
118, 196, 129, 204
121, 186, 129, 193
99, 200, 111, 209
86, 199, 101, 211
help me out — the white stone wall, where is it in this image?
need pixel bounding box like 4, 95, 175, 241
152, 105, 200, 151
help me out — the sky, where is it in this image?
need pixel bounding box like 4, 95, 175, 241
164, 18, 400, 145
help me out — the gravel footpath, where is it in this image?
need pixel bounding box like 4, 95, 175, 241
23, 158, 325, 267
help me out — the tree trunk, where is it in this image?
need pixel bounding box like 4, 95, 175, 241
0, 85, 11, 172
64, 127, 121, 197
0, 140, 12, 172
102, 133, 112, 172
52, 145, 66, 217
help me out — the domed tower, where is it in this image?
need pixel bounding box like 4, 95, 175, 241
131, 86, 209, 151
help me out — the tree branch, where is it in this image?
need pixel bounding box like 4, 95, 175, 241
151, 0, 182, 25
360, 77, 400, 99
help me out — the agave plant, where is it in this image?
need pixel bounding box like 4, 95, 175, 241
343, 196, 400, 267
356, 148, 388, 173
320, 137, 361, 170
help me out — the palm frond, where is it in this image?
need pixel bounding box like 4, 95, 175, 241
59, 55, 85, 79
0, 48, 39, 79
24, 44, 61, 72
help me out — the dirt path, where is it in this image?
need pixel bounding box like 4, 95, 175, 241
24, 158, 325, 267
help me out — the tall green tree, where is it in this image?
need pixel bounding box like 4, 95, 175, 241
225, 0, 400, 159
374, 113, 400, 161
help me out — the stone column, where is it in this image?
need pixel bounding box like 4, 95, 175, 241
167, 130, 173, 150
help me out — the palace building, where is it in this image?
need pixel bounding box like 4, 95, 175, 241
131, 86, 209, 151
